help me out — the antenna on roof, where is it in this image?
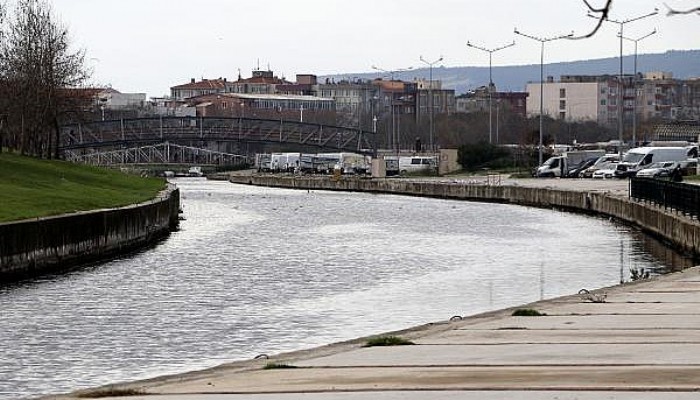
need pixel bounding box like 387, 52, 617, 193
256, 58, 260, 71
267, 62, 270, 71
237, 68, 241, 80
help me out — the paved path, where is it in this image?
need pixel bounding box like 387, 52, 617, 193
50, 176, 700, 400
56, 265, 700, 399
431, 175, 631, 196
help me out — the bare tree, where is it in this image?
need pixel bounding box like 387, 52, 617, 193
0, 0, 87, 158
569, 0, 613, 40
0, 0, 6, 154
571, 0, 698, 41
664, 3, 700, 15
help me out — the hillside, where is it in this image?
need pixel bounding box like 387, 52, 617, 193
0, 153, 165, 222
328, 50, 700, 94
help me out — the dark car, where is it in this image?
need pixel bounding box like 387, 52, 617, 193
566, 158, 597, 178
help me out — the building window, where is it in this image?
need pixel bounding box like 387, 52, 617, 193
559, 111, 566, 119
600, 99, 606, 106
559, 100, 566, 110
560, 88, 566, 98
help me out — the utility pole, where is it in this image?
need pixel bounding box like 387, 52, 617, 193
371, 65, 413, 153
419, 55, 443, 152
620, 29, 657, 147
514, 29, 573, 165
466, 41, 515, 144
589, 8, 657, 155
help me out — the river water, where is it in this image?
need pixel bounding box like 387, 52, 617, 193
0, 178, 692, 399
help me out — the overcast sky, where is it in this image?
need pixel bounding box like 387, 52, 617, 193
39, 0, 700, 97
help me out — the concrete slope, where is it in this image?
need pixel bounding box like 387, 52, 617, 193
60, 265, 700, 399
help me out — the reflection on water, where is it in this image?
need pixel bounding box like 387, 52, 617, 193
0, 178, 693, 399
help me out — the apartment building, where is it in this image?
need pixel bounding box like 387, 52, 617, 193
456, 86, 528, 117
526, 73, 700, 128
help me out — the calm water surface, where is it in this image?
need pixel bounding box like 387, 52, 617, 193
0, 178, 692, 399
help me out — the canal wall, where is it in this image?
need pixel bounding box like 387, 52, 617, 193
229, 175, 700, 259
0, 185, 180, 282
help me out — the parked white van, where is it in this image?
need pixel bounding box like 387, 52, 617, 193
615, 147, 691, 178
398, 156, 436, 175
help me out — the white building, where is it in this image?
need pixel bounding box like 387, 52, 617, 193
526, 75, 625, 126
97, 88, 147, 109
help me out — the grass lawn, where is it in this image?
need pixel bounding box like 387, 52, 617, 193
0, 152, 166, 223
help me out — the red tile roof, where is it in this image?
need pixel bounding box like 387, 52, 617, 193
171, 79, 227, 90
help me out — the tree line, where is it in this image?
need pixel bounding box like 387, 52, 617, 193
0, 0, 88, 158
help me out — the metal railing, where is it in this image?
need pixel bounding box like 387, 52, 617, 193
630, 177, 700, 218
58, 116, 376, 154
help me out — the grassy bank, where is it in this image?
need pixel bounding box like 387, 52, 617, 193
0, 153, 166, 223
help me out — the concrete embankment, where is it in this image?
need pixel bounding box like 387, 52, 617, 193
52, 176, 700, 399
0, 185, 180, 282
229, 175, 700, 259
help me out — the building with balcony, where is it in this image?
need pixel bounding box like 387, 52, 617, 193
414, 79, 456, 125
185, 92, 336, 124
526, 73, 700, 129
456, 86, 527, 117
227, 69, 291, 95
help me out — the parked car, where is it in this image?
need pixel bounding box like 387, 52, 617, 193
614, 147, 690, 178
566, 158, 597, 178
580, 154, 620, 178
635, 161, 678, 178
679, 159, 698, 176
592, 163, 619, 179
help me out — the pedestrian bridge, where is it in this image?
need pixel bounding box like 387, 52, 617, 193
59, 116, 376, 165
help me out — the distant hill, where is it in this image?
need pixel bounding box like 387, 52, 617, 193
327, 50, 700, 94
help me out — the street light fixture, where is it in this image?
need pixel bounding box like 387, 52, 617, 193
514, 28, 573, 165
588, 8, 658, 154
619, 29, 657, 147
466, 41, 515, 145
371, 65, 413, 153
418, 55, 443, 152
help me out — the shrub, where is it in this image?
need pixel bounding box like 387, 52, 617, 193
76, 387, 145, 398
263, 362, 298, 370
458, 142, 512, 171
511, 308, 546, 317
363, 335, 415, 347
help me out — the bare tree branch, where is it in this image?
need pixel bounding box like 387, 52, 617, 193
0, 0, 89, 157
664, 3, 700, 15
568, 0, 613, 40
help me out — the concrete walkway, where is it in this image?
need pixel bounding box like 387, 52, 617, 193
431, 175, 631, 196
58, 264, 700, 399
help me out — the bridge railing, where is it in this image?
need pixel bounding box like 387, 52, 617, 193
630, 177, 700, 218
60, 116, 375, 154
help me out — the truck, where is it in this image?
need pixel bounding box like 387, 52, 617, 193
270, 152, 301, 173
614, 147, 692, 178
535, 150, 605, 178
314, 152, 370, 175
255, 153, 272, 172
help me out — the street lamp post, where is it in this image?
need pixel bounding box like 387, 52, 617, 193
371, 65, 413, 153
466, 41, 514, 144
620, 29, 657, 147
514, 29, 573, 165
590, 9, 657, 154
418, 55, 443, 152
